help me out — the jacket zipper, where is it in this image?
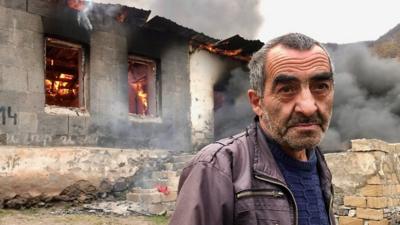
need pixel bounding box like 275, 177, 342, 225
236, 189, 284, 199
255, 174, 298, 225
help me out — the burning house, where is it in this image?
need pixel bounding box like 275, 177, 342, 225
0, 0, 262, 150
0, 0, 262, 209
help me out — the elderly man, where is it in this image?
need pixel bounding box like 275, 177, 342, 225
169, 33, 335, 225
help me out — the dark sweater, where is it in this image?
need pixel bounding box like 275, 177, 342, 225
266, 136, 329, 225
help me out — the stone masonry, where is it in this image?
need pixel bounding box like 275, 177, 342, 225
0, 143, 190, 215
0, 145, 173, 208
120, 138, 400, 220
326, 139, 400, 225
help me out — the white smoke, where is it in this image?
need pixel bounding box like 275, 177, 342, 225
93, 0, 263, 39
77, 11, 93, 30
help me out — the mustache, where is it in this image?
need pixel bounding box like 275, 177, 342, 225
286, 113, 324, 128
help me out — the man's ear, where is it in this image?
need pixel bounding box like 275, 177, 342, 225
248, 89, 263, 116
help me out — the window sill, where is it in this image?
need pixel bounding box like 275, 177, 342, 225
128, 114, 162, 123
44, 105, 90, 117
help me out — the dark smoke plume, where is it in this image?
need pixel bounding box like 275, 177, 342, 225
93, 0, 263, 39
321, 44, 400, 151
214, 68, 253, 139
147, 0, 263, 39
214, 44, 400, 151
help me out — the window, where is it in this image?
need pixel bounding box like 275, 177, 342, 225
44, 37, 84, 108
128, 56, 157, 116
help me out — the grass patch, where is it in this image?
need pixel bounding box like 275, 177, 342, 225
147, 215, 169, 225
0, 209, 15, 218
20, 207, 41, 215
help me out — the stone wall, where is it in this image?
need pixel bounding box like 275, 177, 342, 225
326, 139, 400, 225
0, 146, 172, 208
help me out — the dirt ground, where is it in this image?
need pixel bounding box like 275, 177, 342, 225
0, 208, 170, 225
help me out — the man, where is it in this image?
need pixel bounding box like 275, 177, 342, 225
169, 33, 335, 225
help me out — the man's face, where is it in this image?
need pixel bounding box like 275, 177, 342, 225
257, 44, 334, 151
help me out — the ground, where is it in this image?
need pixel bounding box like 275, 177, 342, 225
0, 207, 170, 225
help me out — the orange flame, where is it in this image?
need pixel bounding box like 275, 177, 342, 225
116, 8, 129, 23
45, 79, 77, 97
45, 79, 52, 87
60, 73, 74, 80
193, 41, 251, 61
199, 43, 243, 57
67, 0, 88, 11
129, 82, 148, 115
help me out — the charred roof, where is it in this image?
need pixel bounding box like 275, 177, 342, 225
212, 35, 264, 58
143, 16, 263, 62
144, 16, 217, 44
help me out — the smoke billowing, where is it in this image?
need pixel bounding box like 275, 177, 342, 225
214, 68, 253, 139
93, 0, 263, 39
322, 44, 400, 150
147, 0, 262, 39
214, 43, 400, 151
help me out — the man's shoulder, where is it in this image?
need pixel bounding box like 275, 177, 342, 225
197, 131, 247, 157
186, 128, 254, 172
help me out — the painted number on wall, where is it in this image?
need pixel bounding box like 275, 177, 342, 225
0, 106, 17, 125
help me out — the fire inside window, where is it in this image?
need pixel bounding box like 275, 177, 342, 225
128, 56, 157, 116
44, 38, 83, 108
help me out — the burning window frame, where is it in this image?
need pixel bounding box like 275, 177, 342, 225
128, 55, 159, 117
44, 37, 86, 111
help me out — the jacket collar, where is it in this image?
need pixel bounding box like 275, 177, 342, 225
248, 118, 286, 184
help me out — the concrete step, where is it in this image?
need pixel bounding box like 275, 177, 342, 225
130, 187, 158, 193
135, 178, 169, 189
127, 188, 177, 203
151, 170, 178, 180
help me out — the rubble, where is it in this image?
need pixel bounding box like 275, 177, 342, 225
55, 180, 98, 203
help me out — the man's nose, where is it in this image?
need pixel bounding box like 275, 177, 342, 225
294, 88, 317, 117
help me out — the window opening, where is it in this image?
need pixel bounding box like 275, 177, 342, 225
45, 37, 84, 108
128, 56, 157, 116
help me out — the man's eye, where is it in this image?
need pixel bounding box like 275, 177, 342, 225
278, 86, 296, 95
312, 82, 331, 93
317, 84, 328, 89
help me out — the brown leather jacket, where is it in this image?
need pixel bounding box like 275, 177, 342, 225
169, 121, 335, 225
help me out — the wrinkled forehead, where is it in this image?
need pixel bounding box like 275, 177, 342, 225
265, 44, 331, 78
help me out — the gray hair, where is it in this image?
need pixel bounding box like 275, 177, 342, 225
248, 33, 334, 96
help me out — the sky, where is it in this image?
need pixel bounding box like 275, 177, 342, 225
92, 0, 400, 44
258, 0, 400, 43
